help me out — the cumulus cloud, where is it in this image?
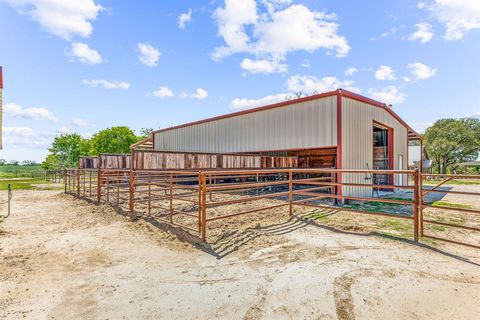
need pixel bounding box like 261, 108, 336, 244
425, 0, 480, 40
368, 86, 406, 105
286, 74, 356, 94
230, 73, 357, 110
137, 43, 160, 67
374, 65, 396, 81
212, 1, 350, 73
67, 42, 103, 64
5, 0, 103, 40
240, 58, 287, 74
82, 79, 130, 89
408, 23, 434, 43
230, 93, 289, 110
408, 62, 437, 79
190, 88, 209, 100
178, 8, 192, 29
4, 102, 59, 122
153, 86, 174, 98
345, 67, 358, 76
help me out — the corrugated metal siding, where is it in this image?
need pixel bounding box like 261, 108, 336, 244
154, 96, 337, 152
341, 97, 408, 197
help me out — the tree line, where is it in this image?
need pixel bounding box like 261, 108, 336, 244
41, 118, 480, 174
41, 126, 152, 169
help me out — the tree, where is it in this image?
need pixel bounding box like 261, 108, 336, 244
424, 118, 480, 174
89, 126, 140, 155
41, 154, 62, 170
139, 128, 153, 138
46, 133, 91, 168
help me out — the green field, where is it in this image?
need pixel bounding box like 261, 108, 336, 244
0, 165, 62, 190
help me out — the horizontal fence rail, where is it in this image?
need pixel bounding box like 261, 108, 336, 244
63, 167, 480, 249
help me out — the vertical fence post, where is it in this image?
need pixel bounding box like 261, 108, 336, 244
200, 173, 207, 242
129, 151, 136, 213
419, 172, 424, 237
148, 178, 152, 216
76, 169, 80, 197
169, 174, 173, 223
117, 175, 120, 206
198, 172, 202, 235
64, 170, 67, 193
97, 169, 102, 203
288, 170, 293, 215
413, 169, 420, 242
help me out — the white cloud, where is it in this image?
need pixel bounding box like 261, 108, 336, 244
137, 43, 160, 67
153, 86, 174, 98
67, 42, 103, 64
408, 23, 434, 43
417, 2, 427, 9
230, 73, 357, 110
212, 1, 350, 70
230, 93, 289, 110
71, 117, 91, 127
3, 126, 35, 138
82, 79, 130, 89
300, 59, 310, 68
178, 8, 192, 29
240, 58, 287, 74
5, 0, 103, 40
368, 86, 406, 105
81, 132, 93, 139
190, 88, 208, 100
426, 0, 480, 40
286, 74, 356, 94
408, 62, 437, 79
4, 102, 59, 122
370, 27, 397, 41
374, 65, 396, 81
345, 67, 358, 76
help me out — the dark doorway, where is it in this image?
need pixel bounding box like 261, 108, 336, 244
373, 124, 391, 185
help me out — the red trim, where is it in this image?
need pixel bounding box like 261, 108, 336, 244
0, 66, 3, 89
336, 91, 342, 196
388, 127, 394, 185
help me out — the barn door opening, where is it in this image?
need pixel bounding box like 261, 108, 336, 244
373, 123, 393, 186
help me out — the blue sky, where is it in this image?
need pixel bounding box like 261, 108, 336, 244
1, 0, 479, 162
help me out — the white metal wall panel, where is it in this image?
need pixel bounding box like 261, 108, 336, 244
341, 97, 408, 197
154, 96, 337, 153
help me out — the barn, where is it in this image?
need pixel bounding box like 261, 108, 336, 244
151, 89, 421, 196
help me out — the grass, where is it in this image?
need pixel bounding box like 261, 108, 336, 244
429, 201, 473, 209
0, 178, 62, 191
0, 165, 43, 178
302, 209, 334, 221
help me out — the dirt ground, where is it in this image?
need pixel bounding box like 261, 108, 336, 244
1, 189, 479, 320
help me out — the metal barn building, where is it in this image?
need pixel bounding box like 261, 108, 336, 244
152, 89, 421, 196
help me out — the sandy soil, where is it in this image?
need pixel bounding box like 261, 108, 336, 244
1, 190, 479, 320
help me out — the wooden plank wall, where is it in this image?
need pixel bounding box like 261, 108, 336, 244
133, 151, 298, 170
100, 154, 131, 169
79, 157, 100, 169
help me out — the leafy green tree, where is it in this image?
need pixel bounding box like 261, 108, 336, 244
89, 126, 140, 155
424, 118, 480, 173
41, 154, 62, 170
46, 133, 91, 168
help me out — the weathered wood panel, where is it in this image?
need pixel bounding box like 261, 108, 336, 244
100, 154, 131, 169
133, 151, 298, 170
79, 157, 99, 169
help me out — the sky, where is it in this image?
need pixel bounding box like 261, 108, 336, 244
0, 0, 479, 162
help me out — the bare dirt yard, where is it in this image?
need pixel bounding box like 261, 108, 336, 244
1, 189, 479, 319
